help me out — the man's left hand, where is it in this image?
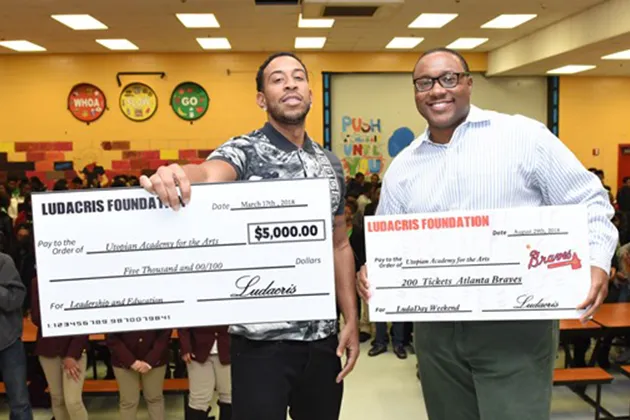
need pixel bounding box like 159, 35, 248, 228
336, 321, 360, 383
577, 266, 609, 322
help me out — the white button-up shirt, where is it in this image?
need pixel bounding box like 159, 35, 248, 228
377, 105, 618, 272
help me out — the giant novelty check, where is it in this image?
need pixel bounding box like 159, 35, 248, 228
366, 205, 592, 322
32, 178, 336, 337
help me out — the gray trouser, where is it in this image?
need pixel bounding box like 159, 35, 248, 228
414, 320, 559, 420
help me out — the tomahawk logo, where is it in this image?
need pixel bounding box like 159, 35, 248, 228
527, 247, 582, 270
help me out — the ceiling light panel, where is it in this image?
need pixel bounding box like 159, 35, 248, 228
481, 14, 537, 29
408, 13, 458, 28
96, 39, 139, 50
386, 37, 424, 49
446, 38, 488, 49
298, 13, 334, 28
176, 13, 220, 28
196, 37, 231, 50
602, 49, 630, 60
0, 40, 46, 52
546, 65, 596, 74
51, 14, 108, 30
295, 37, 326, 49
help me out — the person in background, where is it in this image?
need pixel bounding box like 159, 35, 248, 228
347, 172, 366, 196
363, 187, 380, 217
590, 168, 614, 205
7, 177, 27, 221
584, 243, 630, 367
358, 48, 616, 420
80, 164, 107, 188
14, 194, 32, 230
70, 177, 83, 190
610, 211, 629, 247
0, 253, 32, 420
345, 201, 370, 343
110, 178, 128, 188
106, 329, 171, 420
29, 177, 45, 192
368, 320, 407, 359
0, 193, 16, 261
140, 51, 359, 420
6, 176, 19, 197
617, 177, 630, 213
356, 188, 371, 215
13, 223, 34, 315
31, 276, 89, 420
53, 179, 69, 191
610, 243, 630, 362
178, 326, 232, 420
369, 173, 381, 188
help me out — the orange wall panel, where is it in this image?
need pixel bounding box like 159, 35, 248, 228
0, 52, 486, 175
559, 76, 630, 193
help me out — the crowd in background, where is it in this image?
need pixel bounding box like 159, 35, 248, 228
0, 165, 628, 418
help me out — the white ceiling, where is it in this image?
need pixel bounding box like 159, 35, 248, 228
3, 0, 630, 75
0, 0, 604, 52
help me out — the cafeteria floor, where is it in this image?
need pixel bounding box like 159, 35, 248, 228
5, 340, 630, 419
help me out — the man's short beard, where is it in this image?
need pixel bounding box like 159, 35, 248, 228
269, 103, 311, 126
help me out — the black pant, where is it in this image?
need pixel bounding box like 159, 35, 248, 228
230, 334, 343, 420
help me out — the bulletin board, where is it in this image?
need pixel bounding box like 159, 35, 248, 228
327, 72, 548, 177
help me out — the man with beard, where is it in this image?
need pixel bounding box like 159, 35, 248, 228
140, 52, 359, 420
357, 48, 617, 420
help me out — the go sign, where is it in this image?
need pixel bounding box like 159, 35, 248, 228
171, 82, 210, 122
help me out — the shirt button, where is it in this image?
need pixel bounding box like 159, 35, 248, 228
139, 338, 143, 342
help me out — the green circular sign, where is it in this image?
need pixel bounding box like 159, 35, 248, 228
171, 82, 209, 121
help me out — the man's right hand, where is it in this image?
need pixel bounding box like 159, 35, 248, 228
357, 265, 371, 302
130, 360, 143, 372
139, 164, 191, 211
181, 353, 194, 364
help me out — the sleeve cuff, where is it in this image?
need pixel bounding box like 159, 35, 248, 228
207, 156, 243, 180
65, 337, 88, 360
589, 256, 612, 275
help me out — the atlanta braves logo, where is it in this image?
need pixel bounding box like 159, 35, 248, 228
527, 248, 582, 270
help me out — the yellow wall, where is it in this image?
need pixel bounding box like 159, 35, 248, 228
559, 76, 630, 193
0, 51, 487, 177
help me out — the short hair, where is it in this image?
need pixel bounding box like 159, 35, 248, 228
15, 223, 30, 233
0, 193, 9, 209
415, 47, 471, 73
618, 243, 630, 270
345, 200, 358, 215
256, 52, 309, 92
624, 176, 630, 183
53, 179, 68, 191
355, 172, 365, 179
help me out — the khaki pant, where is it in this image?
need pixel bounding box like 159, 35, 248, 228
187, 354, 231, 410
359, 298, 372, 334
113, 365, 167, 420
415, 320, 558, 420
39, 354, 88, 420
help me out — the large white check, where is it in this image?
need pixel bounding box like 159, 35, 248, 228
32, 178, 336, 337
366, 205, 592, 321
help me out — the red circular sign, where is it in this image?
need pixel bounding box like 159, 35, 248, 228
67, 83, 106, 123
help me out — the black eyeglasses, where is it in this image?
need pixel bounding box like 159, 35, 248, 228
413, 72, 470, 92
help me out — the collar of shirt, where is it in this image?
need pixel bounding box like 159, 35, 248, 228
260, 122, 316, 154
413, 104, 491, 150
